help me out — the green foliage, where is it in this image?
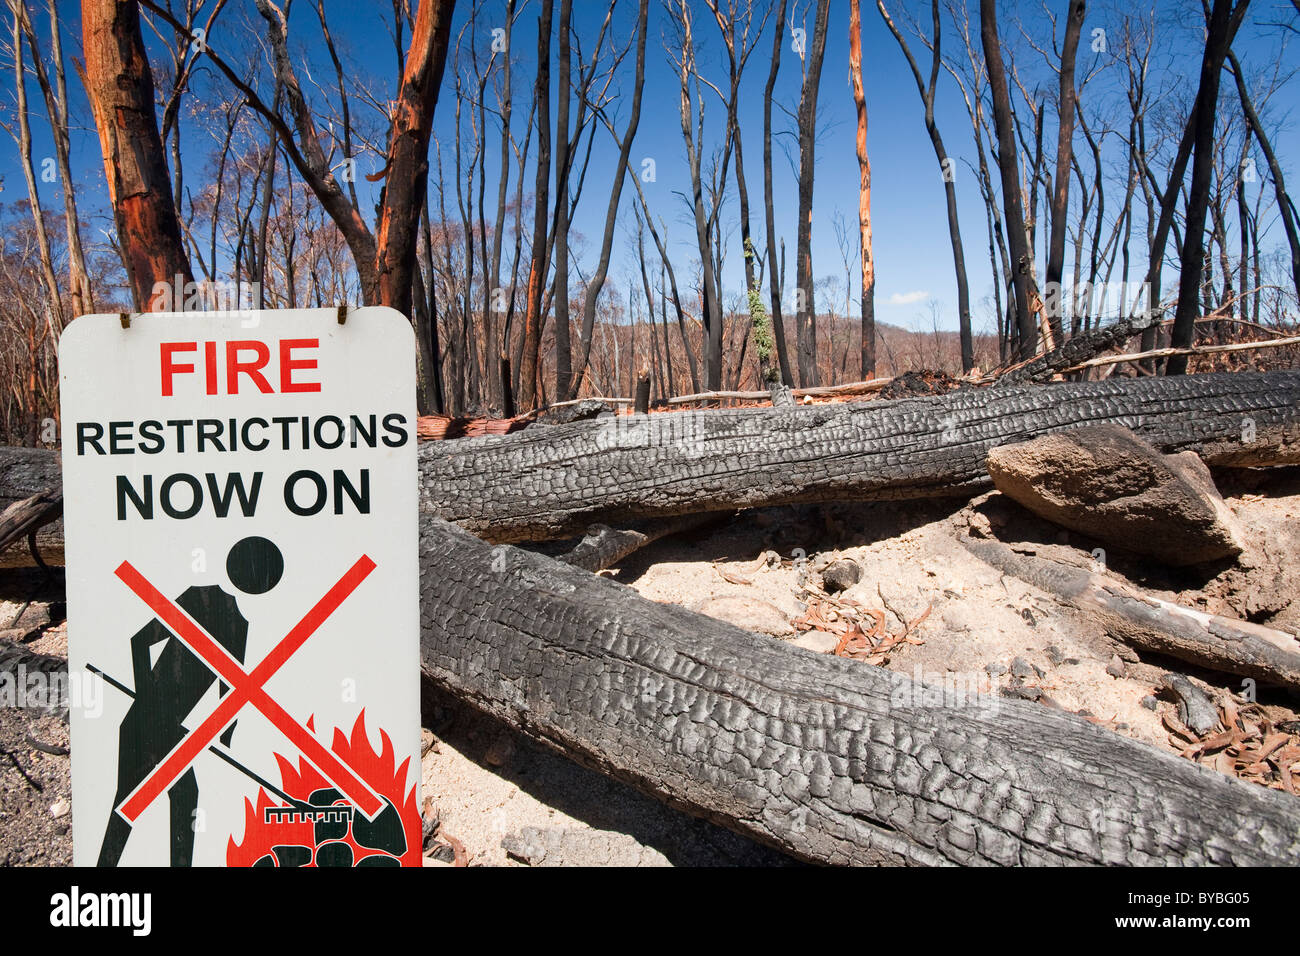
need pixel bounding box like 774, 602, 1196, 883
744, 239, 779, 383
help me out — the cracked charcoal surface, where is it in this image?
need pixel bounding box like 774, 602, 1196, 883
419, 515, 1300, 866
418, 371, 1300, 543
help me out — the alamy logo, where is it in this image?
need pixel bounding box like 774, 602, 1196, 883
49, 886, 151, 936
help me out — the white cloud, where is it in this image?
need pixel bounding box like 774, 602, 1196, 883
887, 290, 929, 306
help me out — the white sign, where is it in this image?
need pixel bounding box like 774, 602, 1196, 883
59, 308, 421, 867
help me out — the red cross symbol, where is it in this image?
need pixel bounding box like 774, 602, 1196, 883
112, 556, 385, 823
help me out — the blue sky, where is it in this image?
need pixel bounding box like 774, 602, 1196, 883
4, 0, 1298, 334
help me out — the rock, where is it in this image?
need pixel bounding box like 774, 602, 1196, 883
1010, 656, 1035, 679
1141, 695, 1159, 711
49, 799, 69, 819
821, 558, 861, 593
1105, 654, 1126, 679
985, 662, 1008, 677
692, 595, 793, 636
1003, 683, 1042, 701
1160, 674, 1219, 736
426, 844, 457, 865
1045, 645, 1064, 666
483, 732, 515, 768
986, 424, 1246, 566
790, 630, 839, 654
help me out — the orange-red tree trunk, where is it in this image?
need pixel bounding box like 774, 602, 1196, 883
849, 0, 875, 379
82, 0, 192, 310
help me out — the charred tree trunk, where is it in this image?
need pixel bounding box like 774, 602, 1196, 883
674, 0, 725, 392
995, 312, 1156, 385
552, 0, 574, 401
17, 371, 1300, 552
763, 0, 794, 387
1044, 0, 1086, 345
794, 0, 830, 387
418, 516, 1300, 865
1166, 0, 1247, 376
962, 537, 1300, 694
486, 0, 518, 413
418, 370, 1300, 543
519, 0, 554, 411
568, 0, 649, 400
879, 0, 972, 373
980, 0, 1036, 359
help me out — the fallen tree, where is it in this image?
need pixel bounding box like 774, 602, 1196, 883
9, 372, 1300, 552
8, 432, 1300, 863
0, 491, 62, 569
421, 371, 1300, 543
554, 513, 722, 572
419, 515, 1300, 865
992, 313, 1158, 385
961, 537, 1300, 695
0, 447, 65, 547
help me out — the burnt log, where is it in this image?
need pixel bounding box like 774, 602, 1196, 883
961, 537, 1300, 695
11, 372, 1300, 550
995, 314, 1158, 386
0, 448, 65, 552
420, 515, 1300, 865
11, 444, 1300, 863
555, 513, 722, 573
421, 371, 1300, 543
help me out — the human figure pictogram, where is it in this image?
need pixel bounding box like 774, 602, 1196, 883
98, 536, 284, 867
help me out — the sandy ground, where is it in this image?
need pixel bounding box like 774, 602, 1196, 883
3, 468, 1298, 866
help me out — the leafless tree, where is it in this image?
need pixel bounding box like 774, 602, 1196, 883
793, 0, 830, 386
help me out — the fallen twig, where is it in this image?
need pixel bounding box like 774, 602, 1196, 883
1059, 335, 1300, 374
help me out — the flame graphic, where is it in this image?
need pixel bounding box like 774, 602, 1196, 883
226, 711, 421, 867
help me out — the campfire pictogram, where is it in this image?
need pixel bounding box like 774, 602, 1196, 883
226, 711, 420, 867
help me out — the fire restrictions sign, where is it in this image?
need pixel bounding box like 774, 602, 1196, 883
59, 308, 421, 867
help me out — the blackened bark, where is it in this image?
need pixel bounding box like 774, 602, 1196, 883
763, 0, 794, 387
419, 515, 1300, 865
419, 370, 1300, 543
981, 0, 1036, 359
1167, 0, 1248, 376
879, 0, 972, 372
1045, 0, 1086, 344
794, 0, 830, 386
519, 0, 554, 410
